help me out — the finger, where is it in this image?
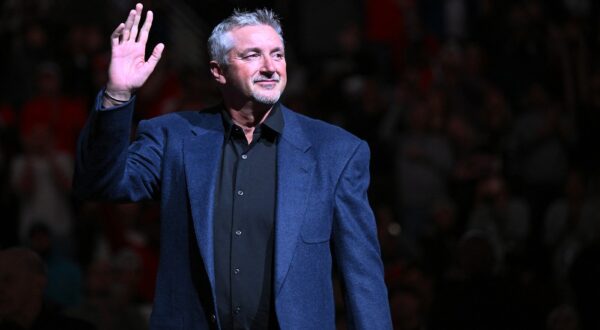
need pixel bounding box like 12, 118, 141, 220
111, 23, 125, 47
122, 8, 136, 41
144, 43, 165, 73
137, 10, 153, 44
130, 3, 144, 42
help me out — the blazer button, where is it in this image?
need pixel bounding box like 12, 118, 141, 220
210, 313, 216, 323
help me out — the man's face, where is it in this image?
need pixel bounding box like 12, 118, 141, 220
217, 24, 287, 105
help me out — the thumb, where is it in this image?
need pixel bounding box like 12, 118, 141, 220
145, 43, 165, 72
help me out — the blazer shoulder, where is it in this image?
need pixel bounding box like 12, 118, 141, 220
140, 106, 221, 133
283, 107, 363, 146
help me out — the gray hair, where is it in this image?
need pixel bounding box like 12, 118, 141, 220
208, 8, 283, 65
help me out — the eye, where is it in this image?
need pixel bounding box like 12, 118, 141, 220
243, 53, 260, 60
273, 52, 285, 60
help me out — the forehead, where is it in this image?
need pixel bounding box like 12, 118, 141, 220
227, 24, 283, 50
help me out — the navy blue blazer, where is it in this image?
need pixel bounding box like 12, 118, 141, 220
74, 93, 392, 329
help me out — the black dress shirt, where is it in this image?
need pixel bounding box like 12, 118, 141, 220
213, 104, 283, 330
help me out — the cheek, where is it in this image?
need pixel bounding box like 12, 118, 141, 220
279, 65, 287, 79
240, 68, 259, 83
278, 63, 287, 78
277, 61, 286, 70
227, 71, 250, 88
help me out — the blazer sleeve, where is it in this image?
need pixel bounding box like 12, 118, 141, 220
73, 91, 163, 202
332, 140, 393, 329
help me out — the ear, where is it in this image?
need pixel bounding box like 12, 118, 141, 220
209, 61, 227, 85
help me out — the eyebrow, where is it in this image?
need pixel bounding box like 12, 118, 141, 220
239, 46, 285, 54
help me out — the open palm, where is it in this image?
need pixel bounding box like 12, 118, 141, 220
107, 3, 164, 96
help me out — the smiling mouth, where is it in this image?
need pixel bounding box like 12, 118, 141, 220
254, 80, 279, 89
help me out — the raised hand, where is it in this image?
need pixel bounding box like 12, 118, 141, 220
105, 3, 164, 105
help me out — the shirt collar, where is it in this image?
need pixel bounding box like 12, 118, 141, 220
221, 103, 284, 140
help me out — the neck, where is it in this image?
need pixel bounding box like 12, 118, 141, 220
225, 100, 274, 143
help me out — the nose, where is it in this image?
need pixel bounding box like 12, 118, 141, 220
261, 55, 276, 74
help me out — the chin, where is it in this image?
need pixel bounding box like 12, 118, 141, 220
253, 92, 281, 105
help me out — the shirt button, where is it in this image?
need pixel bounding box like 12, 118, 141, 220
241, 154, 248, 159
237, 190, 244, 196
234, 306, 241, 314
235, 230, 242, 236
234, 268, 240, 275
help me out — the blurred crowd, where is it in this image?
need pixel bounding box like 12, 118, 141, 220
1, 0, 600, 329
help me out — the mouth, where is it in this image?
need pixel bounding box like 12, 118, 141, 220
254, 80, 279, 89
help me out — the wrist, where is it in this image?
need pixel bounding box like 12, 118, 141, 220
102, 88, 134, 109
103, 88, 132, 102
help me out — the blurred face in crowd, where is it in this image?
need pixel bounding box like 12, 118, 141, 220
211, 24, 287, 106
24, 125, 53, 155
0, 250, 46, 324
37, 66, 62, 96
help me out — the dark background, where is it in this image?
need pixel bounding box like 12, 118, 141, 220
1, 0, 599, 329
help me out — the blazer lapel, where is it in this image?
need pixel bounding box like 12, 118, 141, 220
183, 109, 223, 290
182, 106, 316, 298
275, 107, 315, 296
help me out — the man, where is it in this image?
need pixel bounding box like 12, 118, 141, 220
74, 3, 392, 329
0, 248, 47, 329
0, 248, 94, 329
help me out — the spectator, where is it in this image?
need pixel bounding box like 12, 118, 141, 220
395, 99, 454, 242
0, 102, 19, 248
507, 84, 574, 230
544, 170, 600, 283
430, 231, 513, 330
67, 257, 147, 330
19, 62, 86, 155
467, 175, 531, 266
10, 123, 74, 246
0, 247, 93, 329
28, 223, 84, 310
